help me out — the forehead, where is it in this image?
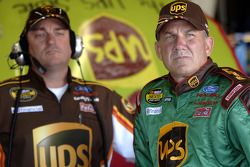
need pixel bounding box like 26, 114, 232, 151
29, 18, 68, 31
160, 19, 196, 32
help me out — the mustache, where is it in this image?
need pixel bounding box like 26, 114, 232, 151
45, 47, 60, 54
172, 49, 192, 58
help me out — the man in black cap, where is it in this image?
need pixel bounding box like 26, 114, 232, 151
0, 5, 135, 167
134, 0, 250, 166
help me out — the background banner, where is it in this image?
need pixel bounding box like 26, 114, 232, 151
0, 0, 240, 102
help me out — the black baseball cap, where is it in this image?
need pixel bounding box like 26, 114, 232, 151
23, 5, 70, 34
155, 0, 209, 40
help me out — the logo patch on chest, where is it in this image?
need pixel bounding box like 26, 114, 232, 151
202, 85, 219, 94
79, 102, 96, 114
33, 123, 92, 167
158, 121, 188, 167
193, 107, 212, 117
9, 87, 37, 102
145, 88, 164, 104
146, 106, 162, 115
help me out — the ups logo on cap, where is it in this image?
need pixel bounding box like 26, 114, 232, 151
170, 2, 187, 14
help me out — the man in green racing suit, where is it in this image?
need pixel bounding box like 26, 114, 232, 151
134, 0, 250, 166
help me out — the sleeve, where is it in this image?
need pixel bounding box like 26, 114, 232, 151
0, 144, 5, 167
133, 92, 153, 167
0, 88, 6, 167
111, 91, 135, 162
226, 88, 250, 163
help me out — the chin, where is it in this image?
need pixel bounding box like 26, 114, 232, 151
175, 67, 195, 76
174, 64, 189, 71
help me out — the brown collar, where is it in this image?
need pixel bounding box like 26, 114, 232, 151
168, 58, 218, 95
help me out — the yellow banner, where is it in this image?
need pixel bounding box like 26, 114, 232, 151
0, 0, 240, 99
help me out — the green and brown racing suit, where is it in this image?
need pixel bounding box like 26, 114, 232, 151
134, 58, 250, 167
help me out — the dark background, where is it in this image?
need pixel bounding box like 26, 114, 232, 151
215, 0, 250, 33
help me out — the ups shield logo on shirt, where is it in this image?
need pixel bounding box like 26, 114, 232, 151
170, 2, 187, 14
158, 122, 188, 167
33, 122, 92, 167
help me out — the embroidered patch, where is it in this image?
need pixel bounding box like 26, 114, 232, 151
33, 122, 92, 166
193, 107, 212, 117
225, 84, 243, 101
146, 88, 164, 104
74, 96, 99, 102
187, 76, 199, 88
194, 101, 218, 106
222, 68, 246, 80
158, 121, 188, 167
170, 1, 187, 15
79, 102, 96, 114
9, 87, 37, 102
202, 85, 219, 94
164, 97, 172, 102
196, 93, 219, 98
75, 85, 93, 92
73, 85, 96, 96
11, 105, 43, 113
146, 106, 162, 115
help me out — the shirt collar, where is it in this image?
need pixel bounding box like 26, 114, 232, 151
168, 58, 217, 95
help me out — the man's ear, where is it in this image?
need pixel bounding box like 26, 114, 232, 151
155, 41, 163, 60
205, 36, 214, 57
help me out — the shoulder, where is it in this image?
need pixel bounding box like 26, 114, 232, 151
70, 77, 122, 99
141, 75, 169, 91
138, 75, 169, 103
138, 75, 168, 102
136, 75, 168, 111
240, 88, 250, 114
0, 75, 30, 88
215, 67, 248, 81
216, 67, 250, 110
71, 77, 113, 91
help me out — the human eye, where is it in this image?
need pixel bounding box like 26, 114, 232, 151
55, 29, 66, 36
33, 31, 46, 39
186, 30, 196, 39
164, 33, 175, 42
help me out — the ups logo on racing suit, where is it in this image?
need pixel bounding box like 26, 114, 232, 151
170, 2, 187, 14
33, 122, 92, 167
158, 122, 188, 167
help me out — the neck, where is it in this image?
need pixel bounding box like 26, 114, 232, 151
33, 66, 69, 88
171, 75, 185, 83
